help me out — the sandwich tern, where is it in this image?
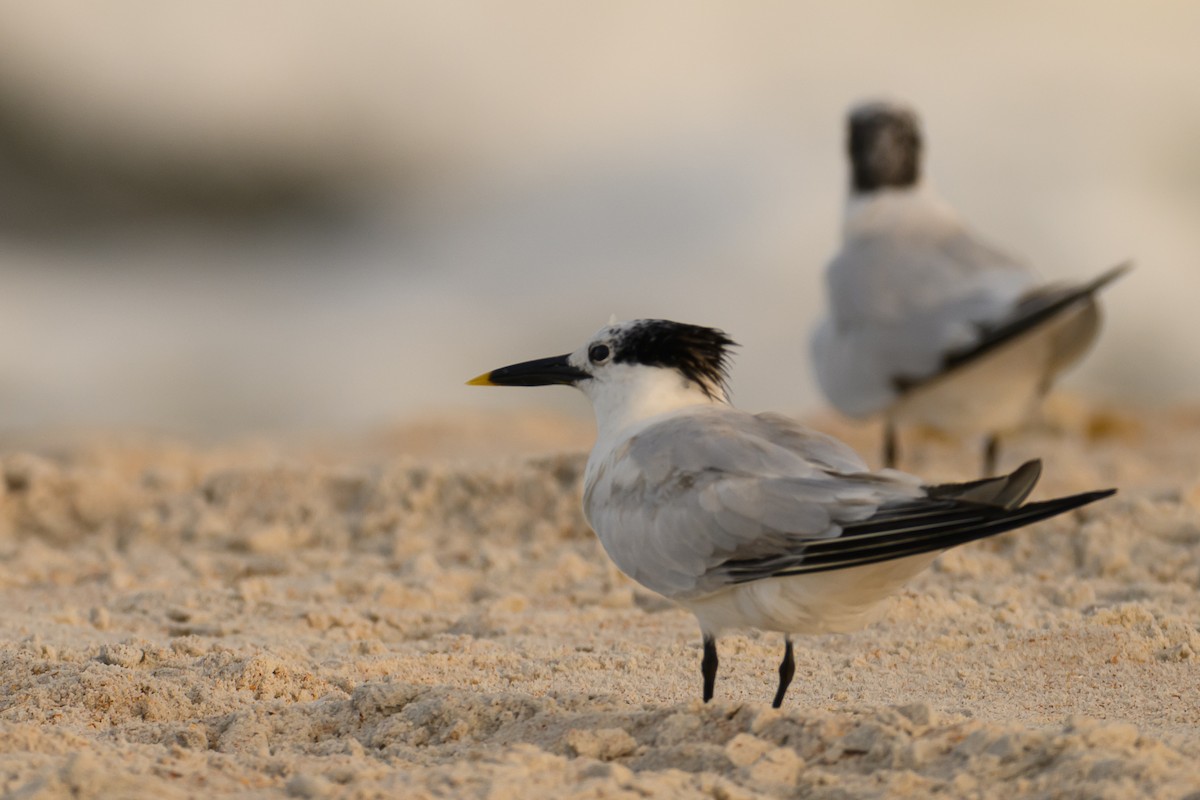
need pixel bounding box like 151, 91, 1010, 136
811, 100, 1129, 474
470, 318, 1115, 707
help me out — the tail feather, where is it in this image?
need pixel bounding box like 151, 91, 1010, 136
926, 459, 1042, 509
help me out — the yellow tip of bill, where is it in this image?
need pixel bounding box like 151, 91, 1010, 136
466, 372, 495, 386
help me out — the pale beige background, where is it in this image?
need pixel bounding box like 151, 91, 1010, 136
0, 1, 1194, 435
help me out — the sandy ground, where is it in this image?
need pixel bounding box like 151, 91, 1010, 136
1, 398, 1199, 799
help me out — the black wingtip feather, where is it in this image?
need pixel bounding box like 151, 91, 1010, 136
778, 489, 1115, 577
1086, 261, 1134, 293
722, 486, 1116, 583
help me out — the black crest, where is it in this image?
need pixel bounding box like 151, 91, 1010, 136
612, 320, 736, 399
847, 102, 922, 193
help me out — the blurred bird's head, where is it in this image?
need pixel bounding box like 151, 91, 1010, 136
847, 100, 923, 194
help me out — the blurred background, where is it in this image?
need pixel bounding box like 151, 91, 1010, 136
0, 1, 1196, 437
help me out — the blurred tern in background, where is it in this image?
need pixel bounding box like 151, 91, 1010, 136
811, 100, 1129, 474
470, 319, 1114, 706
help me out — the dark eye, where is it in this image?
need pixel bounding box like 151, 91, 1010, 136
588, 343, 611, 364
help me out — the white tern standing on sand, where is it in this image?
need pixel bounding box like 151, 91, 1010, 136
470, 318, 1115, 707
811, 100, 1129, 474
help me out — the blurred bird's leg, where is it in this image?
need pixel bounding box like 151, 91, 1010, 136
772, 637, 795, 709
983, 434, 1001, 476
702, 636, 719, 702
883, 419, 899, 468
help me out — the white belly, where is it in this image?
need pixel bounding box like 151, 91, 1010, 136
682, 552, 939, 636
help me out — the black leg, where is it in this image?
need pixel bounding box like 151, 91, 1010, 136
772, 637, 795, 709
983, 433, 1000, 476
701, 636, 718, 703
883, 420, 899, 469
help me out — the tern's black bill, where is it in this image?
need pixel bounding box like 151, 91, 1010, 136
467, 354, 589, 387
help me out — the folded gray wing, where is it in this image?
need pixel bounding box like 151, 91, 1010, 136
591, 433, 1114, 598
586, 409, 926, 599
826, 226, 1031, 329
814, 227, 1035, 415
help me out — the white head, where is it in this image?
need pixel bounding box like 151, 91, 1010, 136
469, 319, 737, 436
